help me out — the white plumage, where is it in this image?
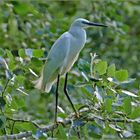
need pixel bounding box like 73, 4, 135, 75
34, 18, 107, 92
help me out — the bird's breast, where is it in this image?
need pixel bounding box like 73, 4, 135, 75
61, 31, 86, 74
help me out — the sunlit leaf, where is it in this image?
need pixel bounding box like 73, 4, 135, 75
121, 90, 138, 97
56, 125, 67, 139
109, 124, 121, 132
130, 107, 140, 118
18, 49, 26, 58
115, 70, 128, 82
33, 49, 44, 58
13, 1, 38, 16
94, 86, 103, 103
95, 60, 108, 75
105, 98, 112, 113
6, 49, 14, 60
107, 64, 116, 77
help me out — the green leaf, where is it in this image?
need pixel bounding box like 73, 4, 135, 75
78, 58, 90, 73
5, 50, 15, 69
123, 97, 132, 115
95, 61, 108, 75
107, 64, 116, 77
0, 115, 6, 129
56, 125, 67, 139
115, 69, 128, 82
16, 75, 25, 85
130, 107, 140, 118
0, 97, 6, 109
133, 122, 140, 136
18, 49, 26, 58
95, 86, 103, 103
0, 48, 5, 57
109, 124, 121, 132
13, 2, 38, 16
33, 49, 44, 58
87, 124, 102, 138
105, 98, 112, 113
6, 49, 14, 60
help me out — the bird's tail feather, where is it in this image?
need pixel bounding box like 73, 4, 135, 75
33, 71, 54, 93
33, 74, 43, 90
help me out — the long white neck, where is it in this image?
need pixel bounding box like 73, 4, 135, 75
69, 25, 86, 38
68, 25, 87, 52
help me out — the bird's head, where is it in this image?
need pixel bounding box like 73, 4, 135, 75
72, 18, 107, 28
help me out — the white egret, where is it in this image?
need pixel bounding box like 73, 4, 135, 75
34, 18, 107, 122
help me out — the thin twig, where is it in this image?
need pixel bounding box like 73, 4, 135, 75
2, 79, 10, 97
11, 121, 15, 134
0, 131, 32, 139
7, 117, 40, 129
74, 127, 81, 139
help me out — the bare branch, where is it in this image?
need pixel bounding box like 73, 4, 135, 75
0, 131, 32, 139
7, 117, 40, 128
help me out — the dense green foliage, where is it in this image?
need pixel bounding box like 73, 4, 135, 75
0, 1, 140, 139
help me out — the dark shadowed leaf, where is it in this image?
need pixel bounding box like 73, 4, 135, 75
0, 97, 6, 109
73, 120, 85, 127
34, 130, 43, 139
0, 115, 6, 129
87, 124, 102, 138
0, 48, 5, 56
78, 58, 90, 73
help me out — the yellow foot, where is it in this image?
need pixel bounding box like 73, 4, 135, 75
54, 118, 64, 126
75, 112, 80, 118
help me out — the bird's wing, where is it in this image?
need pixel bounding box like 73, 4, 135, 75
42, 32, 71, 88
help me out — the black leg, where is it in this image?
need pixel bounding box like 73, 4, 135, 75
64, 73, 78, 117
55, 74, 60, 123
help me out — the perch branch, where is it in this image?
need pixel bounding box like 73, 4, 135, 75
0, 108, 139, 139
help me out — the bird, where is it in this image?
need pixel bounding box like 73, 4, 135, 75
34, 18, 107, 122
